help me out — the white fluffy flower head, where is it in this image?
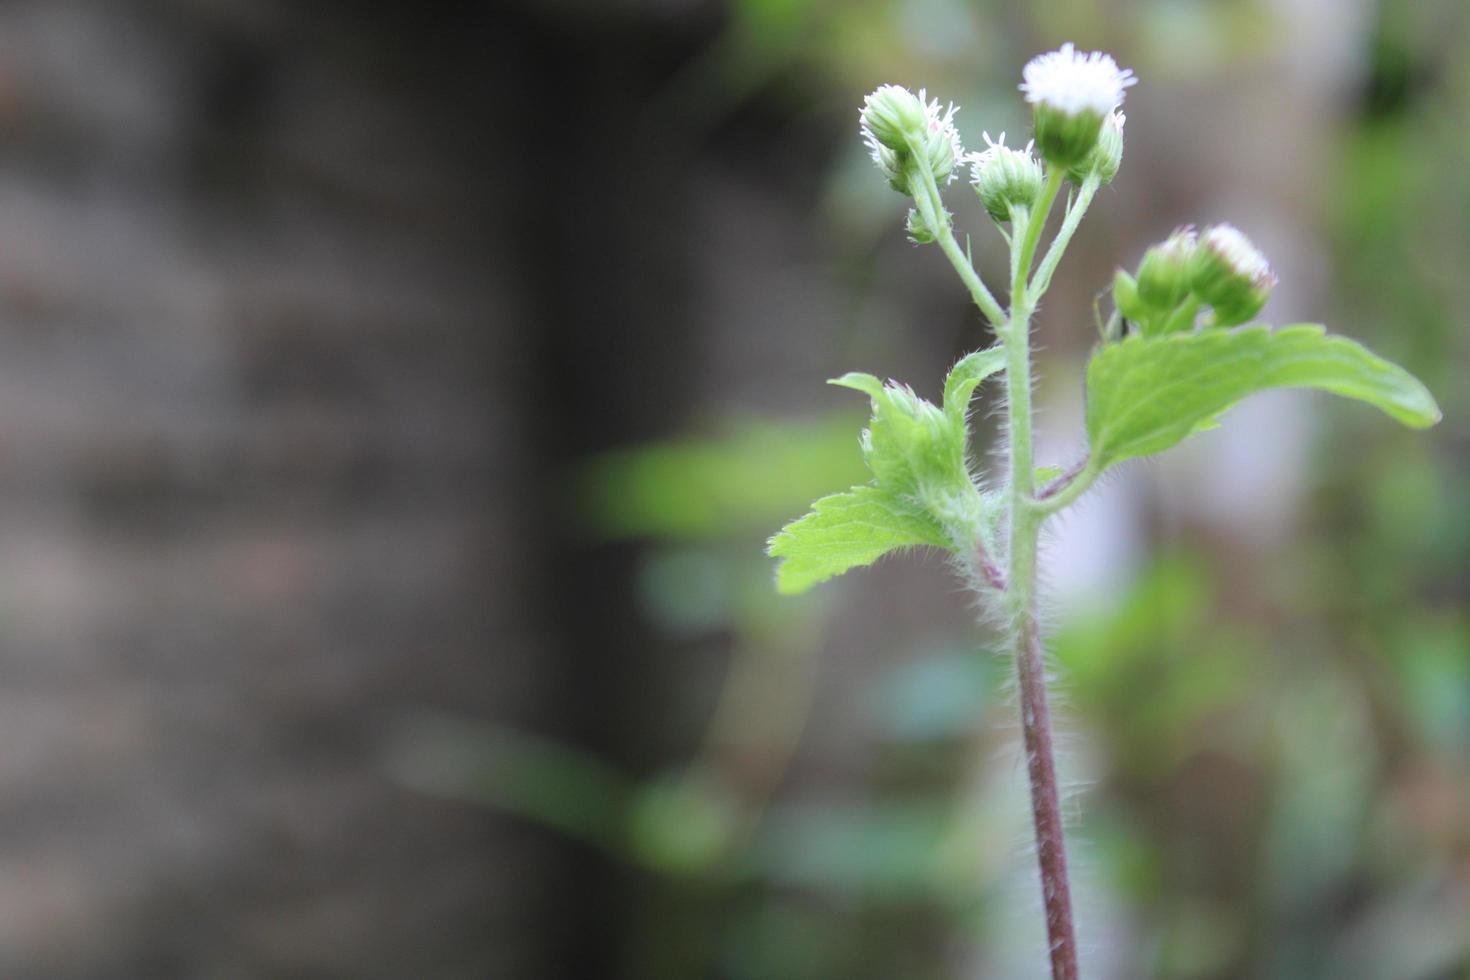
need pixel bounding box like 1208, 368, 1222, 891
1200, 224, 1272, 282
1021, 43, 1136, 116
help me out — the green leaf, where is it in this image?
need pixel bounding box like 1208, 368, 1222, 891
828, 373, 966, 501
942, 346, 1006, 427
768, 486, 948, 595
1086, 324, 1441, 468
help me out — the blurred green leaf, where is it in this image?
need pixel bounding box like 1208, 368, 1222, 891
384, 713, 630, 849
629, 771, 742, 874
582, 416, 867, 540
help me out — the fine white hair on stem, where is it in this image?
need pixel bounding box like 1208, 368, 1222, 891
1021, 43, 1136, 116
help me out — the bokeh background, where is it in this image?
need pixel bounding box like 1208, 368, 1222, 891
1, 0, 1465, 977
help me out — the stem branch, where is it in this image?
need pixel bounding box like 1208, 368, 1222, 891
908, 151, 1008, 330
1030, 173, 1101, 300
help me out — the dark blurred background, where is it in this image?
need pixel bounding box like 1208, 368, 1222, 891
3, 0, 1466, 977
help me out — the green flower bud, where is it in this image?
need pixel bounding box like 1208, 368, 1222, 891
906, 208, 936, 244
873, 143, 909, 193
921, 118, 960, 185
1069, 111, 1125, 185
860, 87, 965, 194
969, 132, 1044, 223
860, 85, 928, 151
1032, 104, 1105, 169
1136, 228, 1196, 311
1190, 224, 1275, 327
1021, 44, 1136, 169
1113, 268, 1147, 322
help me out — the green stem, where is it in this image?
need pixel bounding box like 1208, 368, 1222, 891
1010, 168, 1065, 321
1030, 173, 1101, 299
1032, 460, 1101, 516
908, 152, 1007, 330
1002, 163, 1079, 980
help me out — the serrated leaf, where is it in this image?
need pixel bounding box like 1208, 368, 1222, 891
768, 486, 948, 595
1086, 324, 1441, 468
942, 347, 1006, 427
828, 373, 966, 501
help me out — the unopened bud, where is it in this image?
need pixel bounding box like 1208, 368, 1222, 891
1136, 228, 1196, 311
1190, 224, 1275, 326
969, 132, 1043, 223
860, 87, 964, 194
1069, 111, 1124, 185
1113, 268, 1147, 322
906, 208, 936, 244
860, 85, 927, 151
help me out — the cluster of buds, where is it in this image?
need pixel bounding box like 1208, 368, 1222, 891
1113, 224, 1276, 334
861, 44, 1135, 242
860, 85, 964, 197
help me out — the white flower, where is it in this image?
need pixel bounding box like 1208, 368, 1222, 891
1021, 43, 1136, 117
1199, 224, 1272, 282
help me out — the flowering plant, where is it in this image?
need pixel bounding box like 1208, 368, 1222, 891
769, 44, 1439, 980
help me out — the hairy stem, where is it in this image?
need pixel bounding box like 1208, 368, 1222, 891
1033, 459, 1100, 516
1030, 173, 1101, 299
1004, 165, 1079, 980
907, 153, 1008, 330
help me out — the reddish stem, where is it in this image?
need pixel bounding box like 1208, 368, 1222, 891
1038, 454, 1090, 500
1016, 612, 1078, 980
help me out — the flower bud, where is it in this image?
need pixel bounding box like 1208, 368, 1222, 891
1190, 224, 1275, 326
906, 208, 936, 244
1021, 44, 1136, 168
872, 143, 908, 193
860, 87, 964, 194
1112, 268, 1147, 322
1069, 111, 1124, 185
1136, 228, 1196, 311
969, 132, 1043, 223
920, 115, 961, 185
860, 85, 928, 151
